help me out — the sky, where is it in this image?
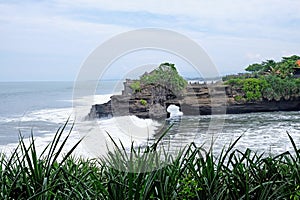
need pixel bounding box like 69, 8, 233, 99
0, 0, 300, 81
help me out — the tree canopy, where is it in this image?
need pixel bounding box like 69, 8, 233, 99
139, 63, 187, 94
245, 55, 300, 78
226, 55, 300, 102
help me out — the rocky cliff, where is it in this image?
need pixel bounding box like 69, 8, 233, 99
87, 81, 300, 119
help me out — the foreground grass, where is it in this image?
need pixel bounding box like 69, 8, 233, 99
1, 121, 300, 199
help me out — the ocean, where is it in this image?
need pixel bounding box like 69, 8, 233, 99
0, 81, 300, 158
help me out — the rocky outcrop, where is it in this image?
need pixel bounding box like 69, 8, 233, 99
225, 100, 300, 114
87, 81, 300, 119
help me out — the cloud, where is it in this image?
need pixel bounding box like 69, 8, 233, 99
56, 0, 300, 30
0, 2, 130, 53
246, 53, 262, 60
0, 0, 299, 80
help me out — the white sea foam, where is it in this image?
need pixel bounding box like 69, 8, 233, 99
73, 94, 113, 105
72, 94, 115, 121
0, 128, 93, 160
20, 108, 73, 123
0, 117, 17, 123
1, 92, 300, 160
0, 108, 73, 124
75, 115, 162, 157
0, 94, 115, 158
167, 104, 183, 118
0, 93, 161, 159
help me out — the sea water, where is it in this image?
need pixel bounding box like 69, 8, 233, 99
0, 81, 300, 157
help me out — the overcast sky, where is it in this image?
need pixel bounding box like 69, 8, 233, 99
0, 0, 299, 81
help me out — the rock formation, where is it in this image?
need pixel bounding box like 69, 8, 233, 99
87, 80, 300, 119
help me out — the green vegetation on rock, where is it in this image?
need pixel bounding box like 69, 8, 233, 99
234, 95, 244, 102
226, 55, 300, 102
139, 99, 147, 106
243, 78, 268, 101
263, 75, 300, 101
139, 62, 187, 95
129, 80, 141, 93
245, 55, 300, 78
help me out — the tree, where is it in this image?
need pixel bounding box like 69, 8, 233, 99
245, 56, 300, 78
278, 55, 300, 78
245, 60, 276, 75
245, 63, 264, 73
140, 63, 187, 95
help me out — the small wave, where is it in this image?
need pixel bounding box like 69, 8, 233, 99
0, 94, 120, 125
19, 108, 73, 123
74, 115, 163, 157
0, 129, 92, 159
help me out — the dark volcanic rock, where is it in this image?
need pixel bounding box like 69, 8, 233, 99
88, 101, 112, 119
226, 100, 300, 114
87, 81, 300, 119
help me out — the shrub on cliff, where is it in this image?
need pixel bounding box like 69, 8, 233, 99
225, 78, 268, 101
243, 78, 268, 101
262, 75, 300, 101
140, 63, 187, 95
225, 78, 244, 89
129, 80, 141, 93
226, 76, 300, 102
226, 55, 300, 102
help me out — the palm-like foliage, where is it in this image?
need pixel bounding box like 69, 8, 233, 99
0, 120, 299, 199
